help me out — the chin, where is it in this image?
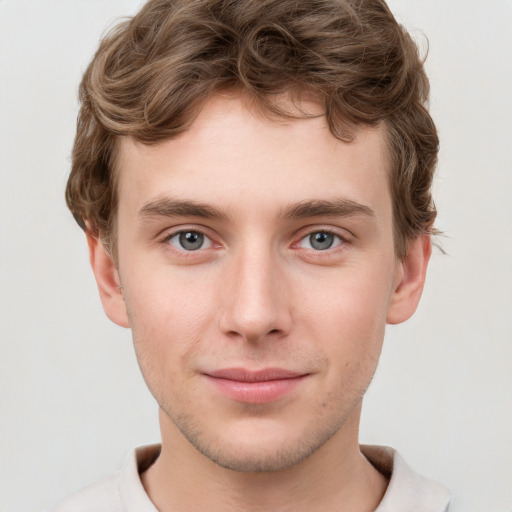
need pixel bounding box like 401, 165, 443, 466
171, 411, 346, 473
194, 440, 322, 473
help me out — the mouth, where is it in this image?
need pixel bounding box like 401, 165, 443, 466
203, 368, 309, 404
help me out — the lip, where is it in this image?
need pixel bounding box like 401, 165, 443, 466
203, 368, 309, 404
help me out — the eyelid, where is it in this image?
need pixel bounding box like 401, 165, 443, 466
159, 225, 221, 253
298, 231, 343, 249
156, 224, 351, 257
168, 231, 213, 251
295, 225, 351, 242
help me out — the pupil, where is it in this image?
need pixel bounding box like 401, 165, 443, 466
179, 231, 203, 250
310, 232, 333, 250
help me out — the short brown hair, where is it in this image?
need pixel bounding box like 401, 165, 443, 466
66, 0, 439, 259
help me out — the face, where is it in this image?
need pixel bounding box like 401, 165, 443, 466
91, 94, 429, 472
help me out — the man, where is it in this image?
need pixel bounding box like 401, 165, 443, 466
53, 0, 450, 510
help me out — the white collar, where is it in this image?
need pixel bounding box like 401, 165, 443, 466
119, 444, 451, 512
362, 445, 451, 512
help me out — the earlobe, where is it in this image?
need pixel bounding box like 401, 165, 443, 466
386, 235, 432, 325
86, 231, 130, 328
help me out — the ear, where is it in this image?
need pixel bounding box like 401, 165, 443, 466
86, 231, 130, 328
386, 235, 432, 325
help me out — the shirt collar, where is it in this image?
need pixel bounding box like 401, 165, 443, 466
120, 444, 451, 512
120, 444, 160, 512
362, 445, 451, 512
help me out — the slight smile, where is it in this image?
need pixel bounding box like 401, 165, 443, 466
203, 368, 310, 404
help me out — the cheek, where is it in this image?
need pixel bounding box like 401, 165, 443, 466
293, 264, 392, 400
122, 267, 218, 377
300, 265, 392, 345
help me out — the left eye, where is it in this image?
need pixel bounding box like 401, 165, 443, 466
298, 231, 343, 251
168, 230, 213, 251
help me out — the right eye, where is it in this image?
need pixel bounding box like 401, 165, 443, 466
297, 230, 344, 251
166, 230, 213, 251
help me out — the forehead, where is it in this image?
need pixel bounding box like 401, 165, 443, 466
116, 94, 391, 221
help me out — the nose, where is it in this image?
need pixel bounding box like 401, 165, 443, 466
218, 244, 292, 343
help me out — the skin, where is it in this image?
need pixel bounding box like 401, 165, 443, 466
87, 93, 431, 512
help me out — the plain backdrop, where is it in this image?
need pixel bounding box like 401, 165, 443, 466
1, 1, 511, 511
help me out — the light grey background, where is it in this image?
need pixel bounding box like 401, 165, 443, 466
0, 1, 511, 511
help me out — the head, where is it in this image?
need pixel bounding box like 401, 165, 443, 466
67, 0, 438, 261
67, 0, 437, 473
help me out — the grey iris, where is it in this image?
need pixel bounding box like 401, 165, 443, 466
310, 232, 334, 250
179, 231, 204, 250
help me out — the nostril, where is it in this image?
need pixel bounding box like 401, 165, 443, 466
225, 327, 282, 340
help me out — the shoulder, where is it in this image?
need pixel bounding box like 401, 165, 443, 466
362, 445, 451, 512
47, 444, 161, 512
48, 473, 123, 512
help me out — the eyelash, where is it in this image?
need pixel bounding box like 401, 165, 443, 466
159, 227, 349, 257
160, 229, 216, 254
296, 229, 346, 251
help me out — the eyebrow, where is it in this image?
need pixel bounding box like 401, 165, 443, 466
281, 199, 375, 220
138, 197, 230, 221
138, 196, 375, 222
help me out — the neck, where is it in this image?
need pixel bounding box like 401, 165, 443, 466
141, 405, 388, 512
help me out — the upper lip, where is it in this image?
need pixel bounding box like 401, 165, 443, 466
205, 368, 306, 382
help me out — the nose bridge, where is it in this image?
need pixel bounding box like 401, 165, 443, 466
220, 238, 290, 341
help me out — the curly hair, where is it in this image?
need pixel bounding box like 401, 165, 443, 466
66, 0, 439, 260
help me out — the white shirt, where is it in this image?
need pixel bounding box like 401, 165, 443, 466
49, 444, 451, 512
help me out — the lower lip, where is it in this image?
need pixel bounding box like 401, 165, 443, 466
205, 375, 307, 404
